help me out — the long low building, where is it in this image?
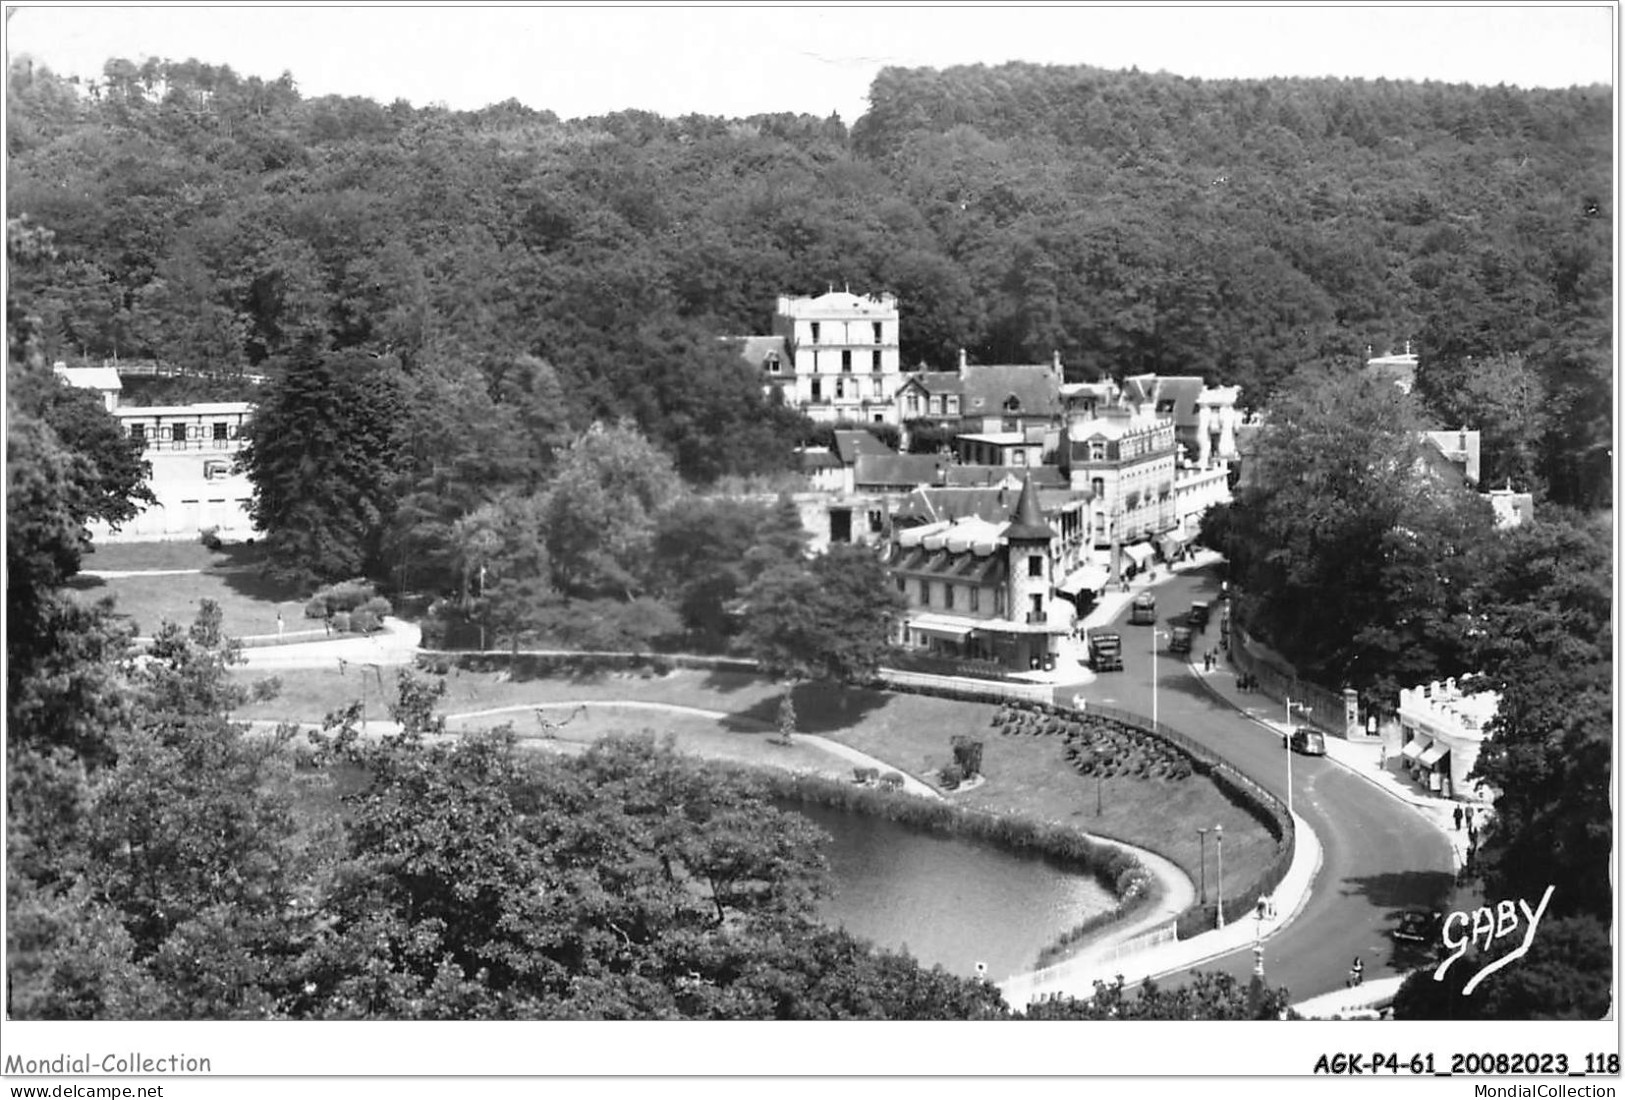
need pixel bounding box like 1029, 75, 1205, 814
53, 366, 260, 542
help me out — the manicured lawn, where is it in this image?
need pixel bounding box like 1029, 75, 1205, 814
238, 665, 1278, 898
70, 568, 311, 639
82, 539, 235, 573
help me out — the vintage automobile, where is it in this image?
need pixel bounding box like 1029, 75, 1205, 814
1188, 600, 1211, 629
1168, 625, 1194, 655
1088, 631, 1123, 672
1288, 728, 1327, 756
1392, 910, 1443, 945
1129, 591, 1157, 625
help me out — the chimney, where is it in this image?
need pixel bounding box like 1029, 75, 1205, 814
958, 348, 967, 372
1052, 350, 1063, 383
1405, 339, 1412, 356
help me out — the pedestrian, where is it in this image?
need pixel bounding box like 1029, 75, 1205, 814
1348, 956, 1364, 988
1453, 806, 1463, 831
1378, 743, 1387, 769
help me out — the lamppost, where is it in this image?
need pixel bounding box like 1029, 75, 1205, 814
1151, 628, 1168, 730
1253, 896, 1267, 977
1285, 698, 1311, 818
1196, 826, 1209, 904
1214, 823, 1225, 928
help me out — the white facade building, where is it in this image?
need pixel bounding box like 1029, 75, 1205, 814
1395, 677, 1500, 802
768, 290, 903, 424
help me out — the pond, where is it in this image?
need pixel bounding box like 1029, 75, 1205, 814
782, 800, 1119, 982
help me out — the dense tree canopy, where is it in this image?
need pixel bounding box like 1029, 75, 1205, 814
7, 56, 1612, 504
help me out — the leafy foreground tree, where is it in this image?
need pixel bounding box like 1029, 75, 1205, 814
1020, 973, 1296, 1020
739, 542, 906, 685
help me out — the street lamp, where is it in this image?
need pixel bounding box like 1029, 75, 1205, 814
1214, 823, 1225, 928
1196, 827, 1209, 904
1285, 697, 1312, 818
1151, 628, 1168, 730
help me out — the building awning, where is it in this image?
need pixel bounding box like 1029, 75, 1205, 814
908, 613, 976, 641
1123, 543, 1156, 568
1418, 743, 1450, 768
1401, 738, 1430, 762
1057, 563, 1112, 597
1158, 532, 1188, 559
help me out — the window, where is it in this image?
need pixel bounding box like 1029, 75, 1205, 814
994, 589, 1006, 618
1030, 594, 1043, 619
171, 423, 187, 445
907, 394, 920, 415
766, 354, 781, 374
929, 396, 942, 416
129, 423, 146, 444
1028, 554, 1043, 578
944, 584, 955, 610
872, 379, 883, 398
868, 510, 884, 533
1091, 477, 1105, 499
810, 322, 821, 344
811, 379, 822, 402
1090, 441, 1106, 461
872, 349, 882, 371
919, 579, 930, 605
873, 322, 883, 344
835, 378, 845, 400
970, 586, 980, 612
841, 350, 852, 372
896, 575, 906, 593
1013, 449, 1027, 466
946, 396, 959, 416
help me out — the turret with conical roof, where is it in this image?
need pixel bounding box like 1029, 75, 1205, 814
1002, 472, 1053, 542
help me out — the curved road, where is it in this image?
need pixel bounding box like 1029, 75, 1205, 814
1066, 565, 1455, 1001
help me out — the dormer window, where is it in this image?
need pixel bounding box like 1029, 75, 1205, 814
765, 354, 781, 374
1089, 441, 1106, 461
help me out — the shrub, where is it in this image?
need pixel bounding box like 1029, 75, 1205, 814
879, 771, 905, 789
349, 607, 381, 634
199, 526, 222, 551
303, 596, 328, 620
939, 763, 965, 790
853, 766, 879, 784
330, 611, 352, 634
951, 736, 984, 778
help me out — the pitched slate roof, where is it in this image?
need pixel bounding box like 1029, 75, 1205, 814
943, 465, 1067, 489
833, 429, 895, 466
721, 335, 788, 370
893, 484, 1085, 526
960, 364, 1062, 419
1003, 475, 1052, 541
1149, 376, 1205, 427
853, 453, 947, 489
898, 371, 965, 396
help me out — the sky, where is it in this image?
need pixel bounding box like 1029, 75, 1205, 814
4, 4, 1617, 124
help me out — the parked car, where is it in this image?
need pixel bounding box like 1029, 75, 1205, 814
1188, 600, 1211, 628
1392, 910, 1443, 945
1288, 728, 1327, 756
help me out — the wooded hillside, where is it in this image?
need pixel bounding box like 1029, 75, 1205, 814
7, 57, 1612, 503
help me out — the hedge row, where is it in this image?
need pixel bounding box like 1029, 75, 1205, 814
417, 650, 761, 680
994, 698, 1296, 943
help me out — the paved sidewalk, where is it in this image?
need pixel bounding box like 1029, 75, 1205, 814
1188, 654, 1481, 873
999, 803, 1322, 1010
